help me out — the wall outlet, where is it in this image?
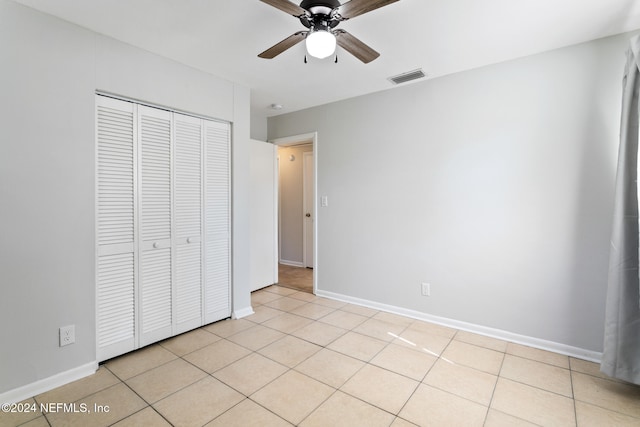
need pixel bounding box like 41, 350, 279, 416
59, 325, 75, 347
421, 283, 431, 296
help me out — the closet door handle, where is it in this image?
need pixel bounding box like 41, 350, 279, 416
153, 242, 159, 249
187, 237, 193, 244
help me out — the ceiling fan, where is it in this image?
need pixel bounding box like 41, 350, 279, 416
258, 0, 400, 64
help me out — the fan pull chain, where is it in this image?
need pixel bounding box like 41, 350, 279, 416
302, 54, 338, 63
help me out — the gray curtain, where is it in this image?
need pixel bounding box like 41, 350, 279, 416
601, 34, 640, 385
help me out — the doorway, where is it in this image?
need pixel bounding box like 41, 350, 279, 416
272, 133, 317, 294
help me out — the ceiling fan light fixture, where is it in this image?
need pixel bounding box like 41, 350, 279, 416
305, 29, 336, 59
258, 0, 397, 63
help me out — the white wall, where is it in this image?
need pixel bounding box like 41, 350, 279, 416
232, 85, 253, 318
249, 140, 277, 291
268, 32, 635, 353
0, 0, 251, 398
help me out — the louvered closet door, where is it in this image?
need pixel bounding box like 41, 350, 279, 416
204, 120, 231, 323
138, 105, 173, 346
96, 96, 136, 361
173, 113, 203, 334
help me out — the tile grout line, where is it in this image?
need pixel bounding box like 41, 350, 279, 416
570, 370, 640, 421
569, 360, 578, 427
482, 332, 507, 426
380, 319, 427, 423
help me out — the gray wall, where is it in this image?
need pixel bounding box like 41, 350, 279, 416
0, 0, 251, 396
268, 33, 634, 352
251, 115, 268, 142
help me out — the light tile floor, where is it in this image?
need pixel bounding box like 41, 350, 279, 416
3, 285, 640, 427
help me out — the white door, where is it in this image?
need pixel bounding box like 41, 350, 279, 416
173, 113, 203, 334
96, 96, 136, 361
249, 140, 278, 291
203, 120, 231, 323
303, 151, 314, 268
138, 105, 173, 347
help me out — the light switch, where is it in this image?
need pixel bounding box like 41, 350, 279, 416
321, 196, 328, 207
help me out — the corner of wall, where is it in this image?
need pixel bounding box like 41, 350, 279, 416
232, 84, 253, 313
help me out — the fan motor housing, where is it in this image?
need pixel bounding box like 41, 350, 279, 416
300, 0, 341, 11
299, 0, 342, 29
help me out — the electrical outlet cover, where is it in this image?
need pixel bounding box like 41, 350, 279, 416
59, 325, 75, 347
421, 283, 430, 296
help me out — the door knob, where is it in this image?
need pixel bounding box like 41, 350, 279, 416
305, 213, 311, 217
153, 242, 159, 248
187, 237, 193, 243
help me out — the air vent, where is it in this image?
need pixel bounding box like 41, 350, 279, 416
388, 69, 427, 85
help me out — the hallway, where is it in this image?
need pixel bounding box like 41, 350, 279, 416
278, 264, 313, 294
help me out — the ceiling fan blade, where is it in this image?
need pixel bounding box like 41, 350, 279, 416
338, 0, 400, 19
258, 31, 307, 59
259, 0, 307, 16
335, 30, 379, 63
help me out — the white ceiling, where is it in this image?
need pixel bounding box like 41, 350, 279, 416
12, 0, 640, 122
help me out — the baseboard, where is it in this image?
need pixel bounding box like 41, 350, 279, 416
315, 290, 603, 363
279, 260, 304, 268
0, 361, 98, 405
232, 306, 255, 319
